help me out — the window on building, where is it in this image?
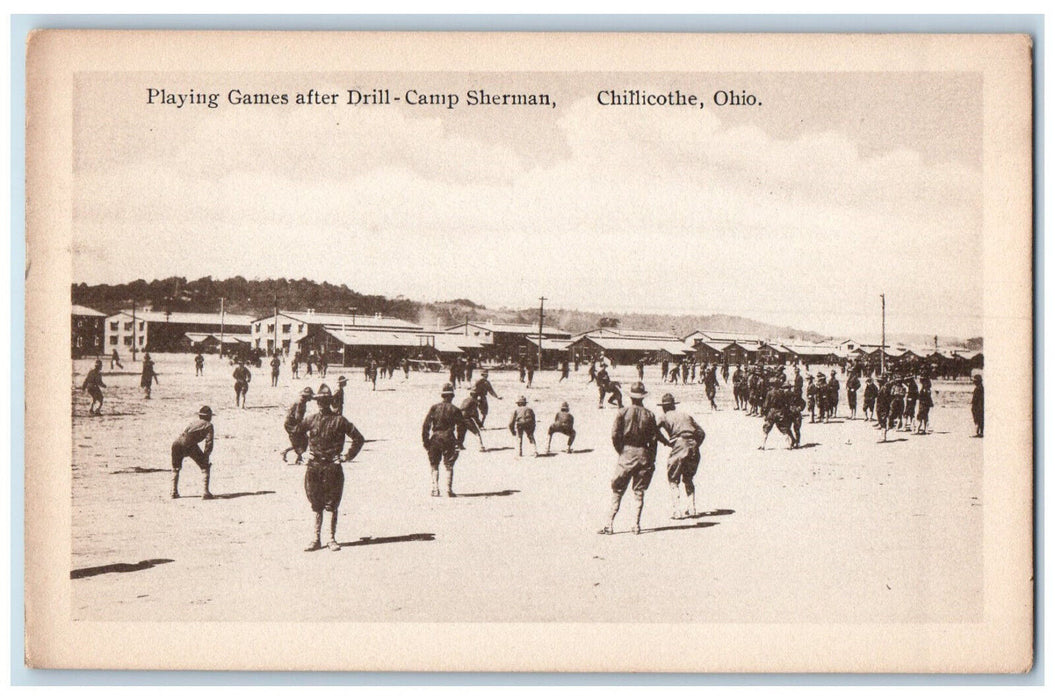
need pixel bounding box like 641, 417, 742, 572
267, 323, 275, 333
124, 322, 132, 331
110, 321, 118, 330
123, 337, 132, 346
298, 324, 304, 333
139, 335, 145, 346
76, 337, 83, 348
109, 336, 117, 345
139, 321, 145, 330
282, 324, 291, 333
255, 323, 261, 333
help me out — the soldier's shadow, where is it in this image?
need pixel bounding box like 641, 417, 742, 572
338, 533, 436, 547
686, 508, 735, 518
71, 558, 174, 579
483, 446, 514, 452
638, 521, 718, 535
110, 467, 170, 474
794, 442, 821, 449
569, 448, 594, 454
212, 490, 276, 499
879, 438, 909, 444
455, 489, 520, 498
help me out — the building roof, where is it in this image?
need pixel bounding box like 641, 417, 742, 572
72, 304, 106, 317
694, 340, 732, 353
263, 310, 422, 331
446, 320, 570, 337
316, 328, 429, 348
523, 337, 574, 351
111, 310, 255, 326
587, 328, 680, 342
183, 332, 252, 344
575, 336, 692, 354
684, 329, 763, 344
954, 350, 983, 360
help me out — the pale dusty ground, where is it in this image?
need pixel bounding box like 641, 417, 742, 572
69, 355, 982, 623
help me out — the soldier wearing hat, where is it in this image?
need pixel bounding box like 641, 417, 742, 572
194, 352, 205, 376
863, 375, 878, 421
282, 387, 315, 464
333, 375, 348, 416
703, 364, 720, 410
760, 375, 793, 450
903, 373, 919, 432
81, 359, 107, 416
883, 376, 906, 441
971, 374, 984, 437
656, 393, 706, 519
509, 396, 539, 457
170, 405, 215, 500
805, 375, 817, 422
600, 381, 659, 535
815, 373, 828, 422
293, 383, 365, 551
546, 401, 577, 454
233, 360, 252, 409
457, 392, 486, 451
470, 369, 502, 426
422, 382, 467, 496
270, 352, 282, 387
828, 370, 840, 418
846, 370, 861, 420
140, 353, 159, 399
916, 370, 933, 434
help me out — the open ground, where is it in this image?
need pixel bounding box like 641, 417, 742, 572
70, 354, 982, 623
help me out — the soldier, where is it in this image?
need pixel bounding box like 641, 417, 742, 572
546, 401, 576, 454
785, 381, 806, 448
731, 365, 744, 410
526, 362, 535, 389
422, 382, 467, 497
110, 348, 123, 370
233, 360, 251, 408
596, 364, 613, 408
509, 396, 539, 457
884, 377, 906, 441
587, 360, 598, 385
294, 384, 365, 551
846, 371, 861, 420
518, 359, 527, 384
456, 392, 486, 452
759, 376, 793, 450
636, 359, 645, 381
599, 382, 658, 535
194, 352, 205, 376
815, 373, 828, 421
793, 367, 804, 398
170, 405, 215, 500
828, 370, 840, 418
875, 375, 891, 429
971, 374, 984, 437
559, 358, 570, 382
282, 387, 314, 464
465, 356, 474, 383
81, 359, 106, 415
655, 393, 706, 520
806, 375, 817, 422
402, 357, 411, 381
470, 369, 502, 426
863, 375, 878, 421
449, 358, 461, 389
270, 352, 282, 387
903, 373, 919, 432
333, 376, 347, 416
140, 353, 159, 399
291, 352, 300, 379
703, 365, 719, 410
917, 371, 934, 434
721, 362, 729, 384
668, 363, 680, 384
317, 353, 328, 379
660, 359, 670, 383
368, 358, 378, 391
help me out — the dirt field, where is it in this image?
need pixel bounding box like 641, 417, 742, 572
69, 354, 983, 623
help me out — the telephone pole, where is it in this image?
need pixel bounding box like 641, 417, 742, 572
537, 296, 547, 371
219, 297, 225, 357
131, 298, 137, 362
880, 293, 886, 376
273, 295, 279, 355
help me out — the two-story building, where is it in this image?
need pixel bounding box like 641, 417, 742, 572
71, 304, 106, 358
103, 310, 254, 355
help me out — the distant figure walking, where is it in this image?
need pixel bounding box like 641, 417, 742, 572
971, 375, 984, 437
140, 353, 159, 399
270, 353, 282, 387
233, 360, 252, 408
110, 348, 123, 370
194, 353, 205, 376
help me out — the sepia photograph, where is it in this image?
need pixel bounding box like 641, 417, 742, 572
24, 30, 1034, 672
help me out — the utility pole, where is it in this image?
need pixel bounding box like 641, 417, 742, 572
219, 297, 225, 357
348, 306, 357, 326
131, 298, 137, 362
273, 294, 279, 355
537, 296, 547, 371
880, 293, 886, 376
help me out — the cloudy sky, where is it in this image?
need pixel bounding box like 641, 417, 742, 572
73, 71, 982, 338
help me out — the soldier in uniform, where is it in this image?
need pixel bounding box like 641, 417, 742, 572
170, 405, 215, 500
81, 359, 106, 415
294, 384, 365, 551
422, 382, 467, 497
731, 365, 744, 410
828, 370, 840, 418
140, 353, 159, 399
600, 382, 658, 535
317, 353, 328, 379
546, 402, 576, 454
110, 348, 123, 370
863, 375, 878, 421
291, 353, 300, 379
470, 369, 502, 426
815, 373, 828, 421
903, 373, 919, 432
656, 393, 706, 519
917, 370, 933, 434
636, 359, 645, 381
793, 367, 804, 398
846, 371, 861, 420
806, 375, 817, 422
456, 392, 486, 451
525, 362, 535, 389
660, 359, 670, 383
233, 360, 252, 408
559, 359, 570, 382
333, 376, 347, 416
282, 387, 314, 464
509, 396, 539, 457
703, 365, 719, 411
270, 352, 282, 387
194, 353, 205, 376
971, 374, 984, 437
759, 376, 793, 450
595, 364, 613, 408
785, 381, 806, 448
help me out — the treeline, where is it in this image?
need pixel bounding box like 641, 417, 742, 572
71, 276, 823, 341
71, 276, 419, 321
